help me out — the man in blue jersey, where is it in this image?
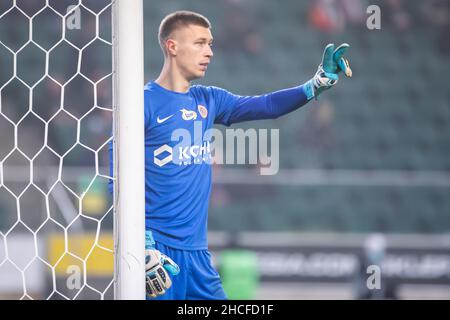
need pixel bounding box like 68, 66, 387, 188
112, 10, 352, 300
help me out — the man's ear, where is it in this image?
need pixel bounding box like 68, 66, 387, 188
166, 39, 177, 56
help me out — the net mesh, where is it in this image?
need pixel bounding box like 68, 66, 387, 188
0, 0, 114, 300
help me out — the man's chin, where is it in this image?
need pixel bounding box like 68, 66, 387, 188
188, 72, 205, 81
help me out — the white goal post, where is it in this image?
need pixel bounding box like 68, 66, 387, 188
112, 0, 145, 300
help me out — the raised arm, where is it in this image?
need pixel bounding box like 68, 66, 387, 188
214, 43, 352, 126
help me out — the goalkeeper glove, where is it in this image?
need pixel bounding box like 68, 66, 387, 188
304, 43, 352, 100
145, 230, 180, 298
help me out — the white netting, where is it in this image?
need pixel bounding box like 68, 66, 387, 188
0, 0, 114, 300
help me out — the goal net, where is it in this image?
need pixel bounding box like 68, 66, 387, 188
0, 0, 145, 300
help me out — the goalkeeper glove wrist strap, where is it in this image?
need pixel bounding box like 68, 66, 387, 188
146, 229, 156, 249
303, 80, 315, 101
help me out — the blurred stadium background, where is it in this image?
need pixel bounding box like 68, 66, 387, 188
0, 0, 449, 299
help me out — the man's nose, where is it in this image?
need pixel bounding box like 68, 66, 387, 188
205, 46, 213, 58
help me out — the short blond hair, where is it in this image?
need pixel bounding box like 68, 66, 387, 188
158, 10, 211, 56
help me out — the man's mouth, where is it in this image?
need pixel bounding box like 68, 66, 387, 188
199, 62, 209, 70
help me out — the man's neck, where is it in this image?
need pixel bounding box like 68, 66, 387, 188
155, 63, 190, 93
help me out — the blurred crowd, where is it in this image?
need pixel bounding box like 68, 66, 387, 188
309, 0, 450, 55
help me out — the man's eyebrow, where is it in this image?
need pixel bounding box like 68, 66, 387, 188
195, 37, 214, 42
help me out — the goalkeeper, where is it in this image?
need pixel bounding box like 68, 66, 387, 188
110, 10, 351, 300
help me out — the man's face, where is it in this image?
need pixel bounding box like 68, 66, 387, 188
168, 24, 214, 81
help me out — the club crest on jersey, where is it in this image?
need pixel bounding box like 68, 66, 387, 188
197, 105, 208, 119
180, 108, 197, 121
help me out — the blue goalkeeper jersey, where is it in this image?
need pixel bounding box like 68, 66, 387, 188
144, 81, 224, 250
110, 80, 311, 250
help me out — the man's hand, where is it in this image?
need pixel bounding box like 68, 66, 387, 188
145, 230, 179, 298
145, 248, 180, 298
322, 43, 352, 77
304, 43, 352, 100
